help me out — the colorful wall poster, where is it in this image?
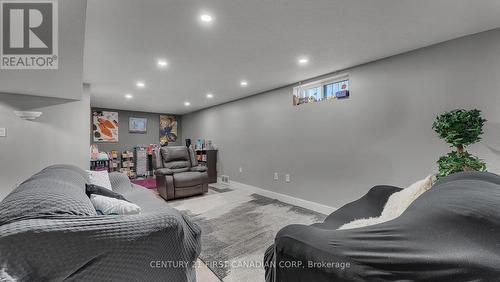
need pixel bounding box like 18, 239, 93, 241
93, 111, 119, 142
159, 115, 177, 145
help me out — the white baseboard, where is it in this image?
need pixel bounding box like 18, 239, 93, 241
220, 178, 337, 215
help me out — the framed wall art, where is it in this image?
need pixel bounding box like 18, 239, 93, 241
129, 117, 147, 133
159, 115, 177, 145
93, 111, 119, 142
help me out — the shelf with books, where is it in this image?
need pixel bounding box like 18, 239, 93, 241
120, 150, 136, 178
109, 150, 120, 172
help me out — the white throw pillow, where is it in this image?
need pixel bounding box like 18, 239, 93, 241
90, 194, 141, 215
338, 175, 433, 230
86, 170, 113, 190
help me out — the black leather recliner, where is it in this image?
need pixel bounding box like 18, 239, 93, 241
155, 146, 208, 200
265, 171, 500, 281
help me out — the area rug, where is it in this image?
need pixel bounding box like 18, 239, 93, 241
131, 177, 156, 189
168, 187, 326, 282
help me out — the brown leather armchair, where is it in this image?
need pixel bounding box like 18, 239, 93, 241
154, 146, 209, 200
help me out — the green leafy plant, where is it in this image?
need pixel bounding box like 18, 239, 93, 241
437, 152, 487, 178
432, 109, 487, 178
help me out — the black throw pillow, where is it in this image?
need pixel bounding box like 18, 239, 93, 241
85, 184, 129, 202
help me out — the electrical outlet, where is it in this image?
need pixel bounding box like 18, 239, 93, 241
0, 128, 5, 137
273, 172, 279, 180
239, 167, 243, 173
285, 174, 290, 183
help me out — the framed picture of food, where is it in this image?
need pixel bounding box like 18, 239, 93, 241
93, 111, 119, 142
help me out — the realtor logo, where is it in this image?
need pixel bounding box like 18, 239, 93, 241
0, 0, 58, 69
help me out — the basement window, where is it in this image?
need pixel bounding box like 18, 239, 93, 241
292, 75, 349, 106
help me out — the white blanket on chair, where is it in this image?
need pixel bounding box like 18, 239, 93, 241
338, 175, 433, 230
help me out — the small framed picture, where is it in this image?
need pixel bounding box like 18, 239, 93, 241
129, 117, 147, 133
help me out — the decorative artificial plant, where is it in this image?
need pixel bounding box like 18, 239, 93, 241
432, 109, 487, 178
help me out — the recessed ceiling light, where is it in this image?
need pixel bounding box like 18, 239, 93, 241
125, 94, 133, 99
206, 93, 214, 99
157, 59, 168, 68
298, 57, 309, 65
184, 101, 191, 106
136, 81, 145, 88
240, 80, 248, 87
200, 14, 213, 22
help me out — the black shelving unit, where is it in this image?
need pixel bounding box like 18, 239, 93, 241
90, 160, 110, 171
196, 149, 217, 183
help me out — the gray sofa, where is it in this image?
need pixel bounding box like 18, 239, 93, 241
0, 164, 201, 282
155, 146, 209, 201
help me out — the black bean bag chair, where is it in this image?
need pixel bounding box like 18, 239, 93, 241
264, 171, 500, 281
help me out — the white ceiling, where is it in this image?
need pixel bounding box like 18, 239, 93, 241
84, 0, 500, 114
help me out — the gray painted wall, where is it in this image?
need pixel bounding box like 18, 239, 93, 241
182, 29, 500, 208
0, 90, 90, 200
91, 108, 182, 153
0, 0, 87, 100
